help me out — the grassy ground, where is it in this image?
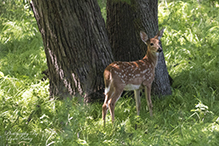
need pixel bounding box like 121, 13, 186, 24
0, 0, 219, 145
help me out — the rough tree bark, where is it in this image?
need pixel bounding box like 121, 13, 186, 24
137, 0, 172, 96
30, 0, 113, 102
106, 0, 143, 61
107, 0, 172, 96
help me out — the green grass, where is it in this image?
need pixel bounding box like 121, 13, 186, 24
0, 0, 219, 145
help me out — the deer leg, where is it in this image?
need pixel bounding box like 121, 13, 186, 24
108, 99, 115, 123
148, 87, 153, 108
145, 86, 153, 116
134, 89, 141, 130
108, 89, 123, 124
134, 89, 141, 116
102, 103, 108, 127
102, 88, 114, 126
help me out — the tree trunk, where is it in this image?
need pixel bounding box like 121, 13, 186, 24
107, 0, 172, 96
30, 0, 113, 102
137, 0, 172, 96
106, 0, 143, 61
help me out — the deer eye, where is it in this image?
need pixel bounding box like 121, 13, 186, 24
150, 43, 153, 46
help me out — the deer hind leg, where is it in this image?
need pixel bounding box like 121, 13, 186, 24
102, 103, 108, 127
145, 86, 153, 116
102, 85, 115, 126
108, 88, 123, 124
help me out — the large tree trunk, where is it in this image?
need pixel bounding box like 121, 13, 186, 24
30, 0, 113, 102
107, 0, 172, 96
106, 1, 143, 61
137, 0, 172, 96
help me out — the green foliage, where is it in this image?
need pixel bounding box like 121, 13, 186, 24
159, 0, 219, 101
0, 0, 46, 80
0, 0, 219, 145
97, 0, 107, 21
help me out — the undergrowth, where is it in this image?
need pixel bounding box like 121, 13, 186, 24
0, 0, 219, 145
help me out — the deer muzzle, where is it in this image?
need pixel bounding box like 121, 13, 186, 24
157, 47, 162, 52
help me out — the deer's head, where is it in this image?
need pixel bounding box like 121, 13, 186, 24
140, 28, 165, 56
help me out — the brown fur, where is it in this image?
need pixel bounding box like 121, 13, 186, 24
102, 28, 165, 126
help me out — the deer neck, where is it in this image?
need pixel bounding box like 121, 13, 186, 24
143, 49, 159, 67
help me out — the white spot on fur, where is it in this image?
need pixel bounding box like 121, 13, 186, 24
141, 69, 148, 74
121, 79, 125, 83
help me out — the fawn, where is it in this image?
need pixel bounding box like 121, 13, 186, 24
102, 28, 165, 126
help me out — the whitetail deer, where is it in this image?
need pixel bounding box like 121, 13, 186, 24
102, 28, 165, 126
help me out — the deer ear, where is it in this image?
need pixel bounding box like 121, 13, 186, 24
140, 31, 148, 43
157, 28, 165, 40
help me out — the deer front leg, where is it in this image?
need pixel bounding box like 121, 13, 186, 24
145, 86, 153, 116
134, 89, 141, 116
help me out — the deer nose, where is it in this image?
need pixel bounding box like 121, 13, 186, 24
157, 47, 162, 52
